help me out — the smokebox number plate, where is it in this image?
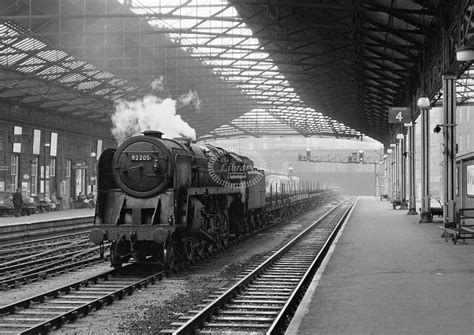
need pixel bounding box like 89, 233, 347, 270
130, 154, 153, 161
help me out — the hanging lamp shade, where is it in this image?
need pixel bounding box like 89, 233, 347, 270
417, 96, 430, 108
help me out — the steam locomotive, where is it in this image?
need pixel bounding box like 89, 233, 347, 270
90, 130, 334, 268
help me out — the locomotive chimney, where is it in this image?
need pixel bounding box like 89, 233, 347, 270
143, 130, 163, 139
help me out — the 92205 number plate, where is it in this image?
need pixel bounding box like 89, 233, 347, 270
130, 153, 153, 161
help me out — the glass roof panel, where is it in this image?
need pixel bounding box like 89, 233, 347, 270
0, 51, 28, 66
12, 38, 47, 51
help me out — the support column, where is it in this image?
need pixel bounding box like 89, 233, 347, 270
395, 141, 400, 201
383, 154, 388, 197
387, 149, 393, 199
400, 133, 408, 209
420, 107, 432, 222
442, 74, 457, 227
407, 124, 418, 214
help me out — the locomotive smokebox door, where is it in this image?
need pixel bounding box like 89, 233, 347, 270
112, 135, 171, 198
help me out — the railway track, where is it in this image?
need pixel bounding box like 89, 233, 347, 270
0, 244, 107, 290
0, 232, 90, 263
0, 265, 165, 334
0, 201, 340, 333
160, 200, 353, 334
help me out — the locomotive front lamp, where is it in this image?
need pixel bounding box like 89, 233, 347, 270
387, 149, 393, 154
396, 133, 404, 141
417, 96, 430, 108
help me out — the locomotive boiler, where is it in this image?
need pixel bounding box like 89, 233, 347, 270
90, 130, 265, 268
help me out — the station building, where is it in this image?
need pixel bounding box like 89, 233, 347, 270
0, 102, 115, 208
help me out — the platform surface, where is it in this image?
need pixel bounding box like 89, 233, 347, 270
0, 208, 94, 227
287, 196, 474, 335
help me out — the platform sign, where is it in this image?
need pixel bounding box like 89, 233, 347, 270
388, 107, 411, 124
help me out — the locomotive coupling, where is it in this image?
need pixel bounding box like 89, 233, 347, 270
90, 228, 107, 245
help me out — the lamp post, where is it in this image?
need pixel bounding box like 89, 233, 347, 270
43, 142, 50, 197
390, 144, 397, 201
90, 152, 96, 195
386, 148, 393, 200
406, 121, 417, 215
418, 95, 432, 222
396, 133, 407, 209
382, 154, 388, 197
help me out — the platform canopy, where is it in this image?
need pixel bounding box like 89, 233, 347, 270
0, 0, 473, 142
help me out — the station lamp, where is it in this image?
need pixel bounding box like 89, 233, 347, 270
417, 96, 430, 109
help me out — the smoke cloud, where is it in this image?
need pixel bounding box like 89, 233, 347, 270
177, 89, 201, 112
111, 94, 197, 144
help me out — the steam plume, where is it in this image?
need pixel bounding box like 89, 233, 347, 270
111, 94, 196, 144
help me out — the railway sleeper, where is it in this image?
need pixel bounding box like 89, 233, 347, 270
229, 299, 286, 304
221, 304, 282, 310
212, 316, 275, 322
202, 321, 271, 328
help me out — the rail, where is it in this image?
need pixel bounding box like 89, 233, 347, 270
161, 201, 353, 334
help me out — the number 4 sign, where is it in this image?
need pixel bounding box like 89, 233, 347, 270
388, 107, 411, 123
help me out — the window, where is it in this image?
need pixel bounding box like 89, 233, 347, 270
66, 159, 71, 178
467, 165, 474, 197
31, 157, 38, 196
50, 157, 56, 177
10, 155, 18, 191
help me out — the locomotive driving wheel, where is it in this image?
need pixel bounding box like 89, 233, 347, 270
196, 241, 205, 258
110, 241, 123, 269
162, 242, 175, 269
182, 239, 194, 261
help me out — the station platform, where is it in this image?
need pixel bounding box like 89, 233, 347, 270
0, 208, 94, 228
287, 196, 474, 335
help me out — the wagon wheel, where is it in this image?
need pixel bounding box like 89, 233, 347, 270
220, 214, 229, 247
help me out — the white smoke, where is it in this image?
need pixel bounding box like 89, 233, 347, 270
111, 94, 196, 144
177, 89, 201, 112
150, 76, 166, 94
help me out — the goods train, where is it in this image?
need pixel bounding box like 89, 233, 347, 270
90, 130, 336, 268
